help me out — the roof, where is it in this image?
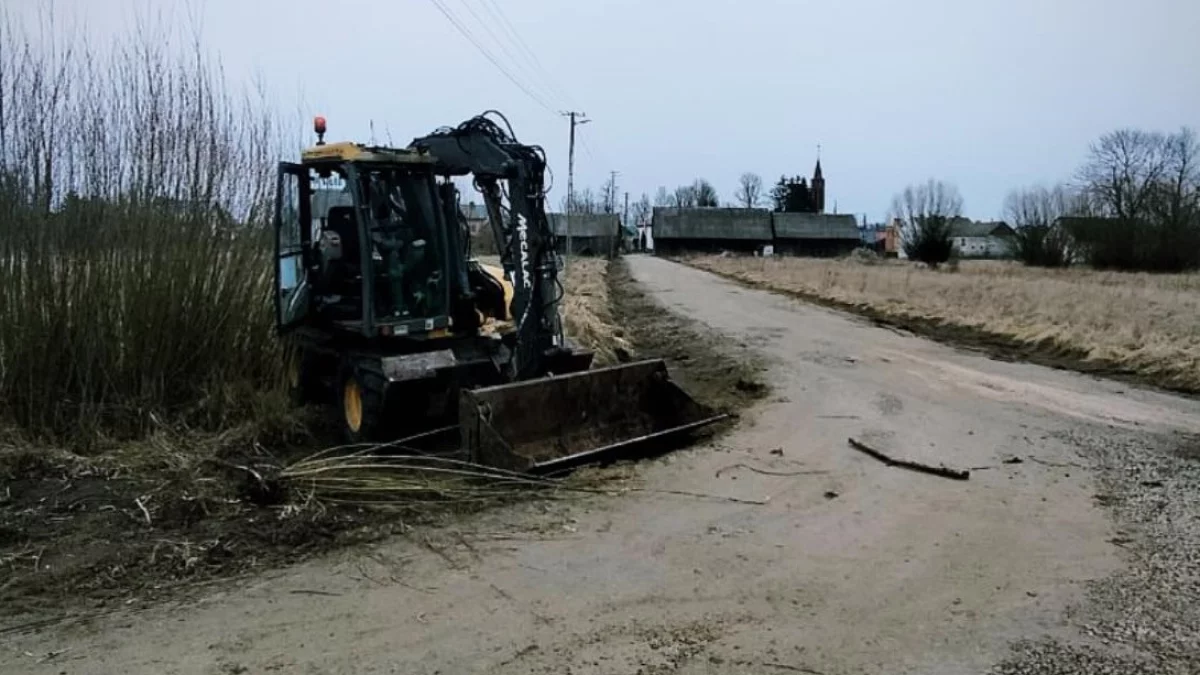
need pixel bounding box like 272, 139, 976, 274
300, 141, 433, 165
652, 207, 773, 240
949, 219, 1014, 238
548, 213, 620, 238
773, 213, 859, 240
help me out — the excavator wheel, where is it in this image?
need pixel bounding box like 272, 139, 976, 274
338, 364, 387, 444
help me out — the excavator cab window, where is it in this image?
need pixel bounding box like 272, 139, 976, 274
355, 166, 449, 325
306, 171, 364, 321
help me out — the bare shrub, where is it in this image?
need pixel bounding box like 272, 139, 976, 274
0, 10, 289, 445
1004, 184, 1081, 267
891, 179, 963, 268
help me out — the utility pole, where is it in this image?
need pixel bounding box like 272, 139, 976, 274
606, 170, 620, 213
623, 191, 630, 253
560, 111, 589, 271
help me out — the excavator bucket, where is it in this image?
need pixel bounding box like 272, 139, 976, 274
460, 360, 725, 474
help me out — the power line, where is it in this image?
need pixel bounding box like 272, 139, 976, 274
451, 0, 566, 110
579, 134, 602, 164
426, 0, 557, 115
474, 0, 579, 110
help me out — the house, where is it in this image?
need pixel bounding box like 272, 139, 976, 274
548, 213, 621, 257
651, 207, 774, 255
867, 219, 903, 257
949, 219, 1015, 258
772, 212, 861, 257
460, 202, 502, 254
460, 201, 489, 233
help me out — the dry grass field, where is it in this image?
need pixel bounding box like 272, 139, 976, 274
687, 255, 1200, 391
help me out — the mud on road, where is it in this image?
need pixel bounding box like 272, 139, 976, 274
4, 256, 1200, 674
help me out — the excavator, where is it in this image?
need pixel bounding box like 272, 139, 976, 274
274, 111, 720, 472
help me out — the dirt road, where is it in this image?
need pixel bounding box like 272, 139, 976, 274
6, 256, 1199, 674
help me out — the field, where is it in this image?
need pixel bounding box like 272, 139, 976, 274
687, 254, 1200, 392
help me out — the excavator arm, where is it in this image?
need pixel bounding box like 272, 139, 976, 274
410, 112, 569, 380
411, 112, 723, 473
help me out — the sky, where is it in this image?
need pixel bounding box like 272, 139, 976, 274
11, 0, 1200, 221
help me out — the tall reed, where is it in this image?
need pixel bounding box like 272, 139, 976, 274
0, 10, 290, 445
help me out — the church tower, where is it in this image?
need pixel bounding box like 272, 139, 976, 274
811, 157, 826, 214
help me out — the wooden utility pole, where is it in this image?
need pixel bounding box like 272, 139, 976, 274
606, 170, 620, 213
623, 191, 631, 253
560, 111, 589, 269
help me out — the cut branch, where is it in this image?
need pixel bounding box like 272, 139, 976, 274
847, 438, 969, 481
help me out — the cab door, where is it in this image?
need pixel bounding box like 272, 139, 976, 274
274, 162, 312, 332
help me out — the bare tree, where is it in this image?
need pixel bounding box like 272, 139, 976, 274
653, 186, 673, 207
1154, 127, 1200, 229
1004, 183, 1086, 228
1069, 126, 1200, 271
693, 179, 719, 207
1078, 128, 1169, 222
673, 184, 697, 208
565, 186, 600, 214
631, 192, 652, 227
734, 172, 764, 208
601, 173, 618, 213
890, 179, 963, 267
1003, 184, 1083, 267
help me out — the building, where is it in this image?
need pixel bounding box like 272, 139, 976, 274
772, 212, 861, 256
772, 159, 827, 214
548, 213, 621, 257
949, 219, 1015, 258
651, 207, 774, 254
460, 201, 489, 233
460, 201, 494, 254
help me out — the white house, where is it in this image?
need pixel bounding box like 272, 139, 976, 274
949, 219, 1015, 258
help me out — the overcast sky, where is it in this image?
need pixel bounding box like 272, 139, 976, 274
14, 0, 1200, 221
